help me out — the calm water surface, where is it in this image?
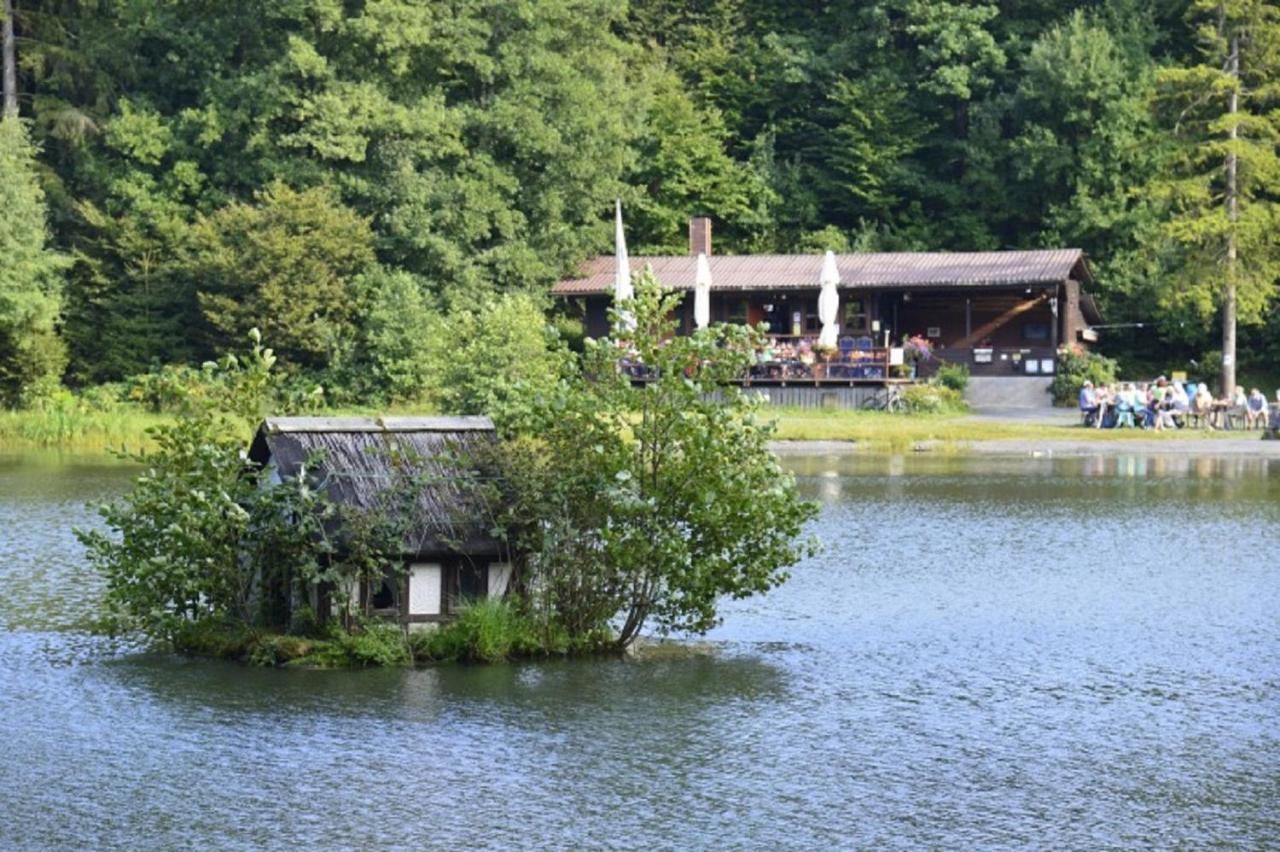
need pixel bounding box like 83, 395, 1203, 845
1, 451, 1277, 849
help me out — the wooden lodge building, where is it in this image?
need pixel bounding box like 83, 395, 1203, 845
248, 416, 511, 628
552, 217, 1102, 406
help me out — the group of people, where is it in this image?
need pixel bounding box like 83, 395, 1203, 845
757, 339, 820, 367
1079, 378, 1275, 431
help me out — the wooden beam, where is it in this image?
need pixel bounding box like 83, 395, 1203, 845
950, 293, 1048, 349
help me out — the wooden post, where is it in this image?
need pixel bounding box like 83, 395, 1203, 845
1222, 31, 1239, 396
1050, 287, 1059, 351
1061, 279, 1081, 346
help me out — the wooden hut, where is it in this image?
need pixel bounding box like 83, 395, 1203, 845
553, 217, 1104, 407
247, 416, 510, 627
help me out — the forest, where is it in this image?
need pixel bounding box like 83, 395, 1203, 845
0, 0, 1277, 410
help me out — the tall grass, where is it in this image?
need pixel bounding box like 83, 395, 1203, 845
0, 408, 170, 451
414, 598, 547, 663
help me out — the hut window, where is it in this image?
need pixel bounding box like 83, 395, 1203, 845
457, 564, 487, 605
371, 577, 396, 610
804, 300, 820, 333
843, 298, 868, 333
725, 298, 748, 325
1023, 323, 1049, 341
408, 563, 442, 616
489, 562, 512, 598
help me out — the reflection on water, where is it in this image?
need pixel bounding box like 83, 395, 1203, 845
1, 451, 1277, 848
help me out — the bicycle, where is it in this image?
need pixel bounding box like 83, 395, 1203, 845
861, 385, 905, 413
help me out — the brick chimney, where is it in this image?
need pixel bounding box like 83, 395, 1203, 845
688, 216, 712, 256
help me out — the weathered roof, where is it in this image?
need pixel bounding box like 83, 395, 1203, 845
552, 250, 1092, 296
248, 416, 499, 556
260, 416, 494, 433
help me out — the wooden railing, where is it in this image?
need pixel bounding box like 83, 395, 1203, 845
621, 347, 899, 385
747, 347, 893, 383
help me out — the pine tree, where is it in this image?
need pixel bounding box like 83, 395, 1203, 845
1154, 0, 1280, 393
0, 117, 67, 405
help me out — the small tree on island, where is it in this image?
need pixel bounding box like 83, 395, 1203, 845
488, 270, 818, 650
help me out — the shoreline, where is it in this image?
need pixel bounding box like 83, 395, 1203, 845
770, 435, 1280, 457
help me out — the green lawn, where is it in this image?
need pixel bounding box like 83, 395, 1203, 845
764, 408, 1244, 451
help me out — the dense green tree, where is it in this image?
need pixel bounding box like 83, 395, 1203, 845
424, 292, 568, 418
0, 117, 67, 404
25, 0, 639, 379
340, 268, 439, 405
491, 272, 817, 648
626, 72, 772, 253
1009, 11, 1165, 319
1152, 0, 1280, 393
192, 182, 376, 370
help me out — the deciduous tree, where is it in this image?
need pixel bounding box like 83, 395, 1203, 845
192, 182, 376, 370
491, 271, 817, 649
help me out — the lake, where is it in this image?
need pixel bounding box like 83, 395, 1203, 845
1, 450, 1277, 849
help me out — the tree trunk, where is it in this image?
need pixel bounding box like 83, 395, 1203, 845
1222, 32, 1239, 396
1, 0, 16, 118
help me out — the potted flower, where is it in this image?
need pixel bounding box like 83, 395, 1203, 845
811, 342, 837, 379
901, 334, 932, 379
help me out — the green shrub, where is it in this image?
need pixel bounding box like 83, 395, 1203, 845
248, 634, 316, 667
934, 362, 970, 392
901, 384, 966, 413
416, 598, 541, 664
424, 293, 568, 417
1050, 345, 1118, 405
172, 618, 254, 659
305, 619, 412, 668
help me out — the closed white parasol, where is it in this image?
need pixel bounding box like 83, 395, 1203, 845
694, 252, 712, 329
817, 250, 841, 348
614, 199, 633, 331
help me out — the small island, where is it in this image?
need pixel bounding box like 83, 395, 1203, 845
79, 283, 817, 667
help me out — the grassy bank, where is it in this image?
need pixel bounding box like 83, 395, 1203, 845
765, 408, 1244, 450
0, 408, 171, 451
172, 600, 614, 668
1, 404, 1248, 454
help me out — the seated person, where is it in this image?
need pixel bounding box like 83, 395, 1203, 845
1167, 382, 1190, 427
1224, 386, 1245, 428
1246, 388, 1268, 429
1093, 383, 1114, 428
1193, 384, 1216, 429
1114, 383, 1137, 429
1079, 381, 1099, 426
1135, 383, 1155, 428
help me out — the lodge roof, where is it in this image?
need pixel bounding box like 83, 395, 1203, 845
551, 249, 1092, 296
247, 416, 499, 556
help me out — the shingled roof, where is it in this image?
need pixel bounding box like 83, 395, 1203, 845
551, 249, 1092, 296
247, 417, 499, 556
